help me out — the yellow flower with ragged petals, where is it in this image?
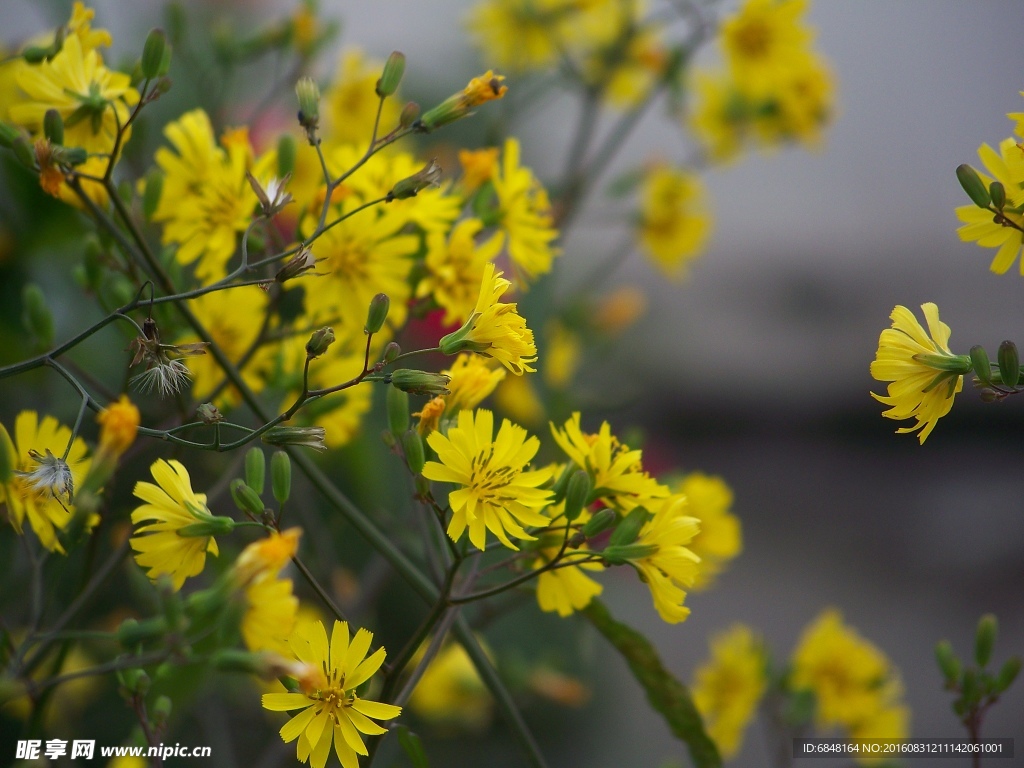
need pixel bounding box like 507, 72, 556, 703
620, 493, 701, 624
691, 624, 767, 759
755, 53, 835, 149
791, 609, 908, 734
422, 408, 554, 550
9, 35, 138, 156
96, 395, 140, 462
637, 165, 711, 277
262, 619, 401, 768
676, 472, 741, 590
419, 218, 505, 326
550, 412, 668, 512
492, 138, 561, 283
242, 575, 299, 656
870, 303, 966, 444
721, 0, 814, 97
0, 411, 91, 553
956, 137, 1024, 275
439, 263, 538, 374
444, 353, 506, 412
151, 110, 256, 283
130, 459, 221, 590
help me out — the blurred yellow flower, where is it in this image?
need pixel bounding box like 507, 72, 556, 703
870, 303, 966, 444
0, 411, 91, 553
422, 408, 554, 550
408, 641, 493, 730
96, 395, 140, 460
637, 165, 711, 277
242, 574, 299, 656
721, 0, 813, 97
458, 147, 500, 192
444, 353, 506, 412
956, 138, 1024, 275
534, 501, 604, 617
323, 49, 401, 146
677, 473, 741, 590
543, 321, 582, 389
419, 219, 505, 326
691, 624, 767, 759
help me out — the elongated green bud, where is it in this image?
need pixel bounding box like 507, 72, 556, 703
376, 51, 405, 97
969, 345, 992, 386
602, 543, 657, 564
151, 695, 173, 727
935, 640, 960, 685
277, 133, 297, 177
402, 430, 425, 474
990, 181, 1006, 210
231, 478, 265, 516
43, 109, 63, 145
975, 614, 997, 668
271, 450, 291, 504
22, 284, 54, 349
245, 447, 266, 495
143, 169, 164, 219
387, 158, 441, 201
995, 657, 1021, 693
22, 46, 50, 64
391, 369, 451, 396
956, 164, 991, 208
387, 385, 409, 436
563, 470, 592, 522
609, 506, 649, 547
262, 425, 326, 451
365, 292, 390, 334
295, 77, 320, 142
305, 326, 335, 358
141, 29, 168, 79
178, 516, 236, 537
117, 617, 168, 648
997, 340, 1019, 387
211, 649, 268, 675
383, 341, 401, 363
580, 508, 616, 538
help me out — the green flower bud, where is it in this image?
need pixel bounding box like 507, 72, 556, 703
388, 158, 442, 201
271, 450, 291, 504
562, 470, 593, 522
196, 402, 224, 424
399, 101, 420, 128
969, 345, 992, 387
997, 340, 1019, 387
52, 145, 87, 166
117, 617, 168, 648
402, 430, 425, 474
262, 425, 326, 451
990, 180, 1006, 210
383, 341, 401, 363
609, 506, 650, 547
376, 51, 405, 97
22, 284, 54, 349
177, 516, 236, 538
22, 46, 50, 64
0, 122, 21, 148
580, 508, 616, 538
231, 478, 265, 516
381, 428, 397, 449
143, 169, 164, 219
387, 384, 410, 436
975, 613, 997, 668
602, 543, 657, 565
141, 29, 168, 79
118, 668, 151, 696
277, 133, 297, 177
961, 668, 978, 705
151, 695, 173, 727
935, 640, 960, 685
295, 77, 321, 142
43, 109, 63, 146
549, 463, 575, 504
245, 447, 266, 495
956, 164, 991, 208
365, 292, 390, 334
995, 656, 1021, 693
390, 369, 451, 396
305, 326, 335, 359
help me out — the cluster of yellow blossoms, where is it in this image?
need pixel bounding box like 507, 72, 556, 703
692, 610, 908, 761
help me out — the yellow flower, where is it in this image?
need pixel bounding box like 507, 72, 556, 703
753, 54, 835, 149
96, 395, 140, 460
463, 70, 508, 106
677, 473, 741, 590
419, 219, 505, 326
180, 288, 271, 406
691, 625, 767, 759
721, 0, 814, 97
689, 71, 748, 163
235, 527, 302, 582
407, 641, 492, 730
543, 321, 581, 389
130, 459, 222, 590
63, 2, 113, 52
458, 147, 500, 192
150, 110, 256, 283
617, 494, 701, 624
413, 396, 447, 435
466, 0, 563, 72
956, 137, 1024, 275
492, 138, 561, 282
9, 35, 137, 155
439, 263, 538, 374
550, 412, 668, 512
242, 575, 299, 656
0, 411, 91, 553
637, 166, 712, 277
791, 609, 907, 733
323, 49, 401, 147
422, 408, 554, 550
870, 303, 966, 444
443, 353, 506, 412
262, 619, 401, 768
534, 501, 604, 617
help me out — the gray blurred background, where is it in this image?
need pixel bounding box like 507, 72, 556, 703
3, 1, 1023, 766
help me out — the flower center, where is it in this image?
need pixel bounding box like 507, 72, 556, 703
469, 448, 519, 505
733, 20, 772, 58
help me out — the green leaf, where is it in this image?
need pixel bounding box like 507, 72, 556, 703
396, 725, 429, 768
583, 599, 722, 768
